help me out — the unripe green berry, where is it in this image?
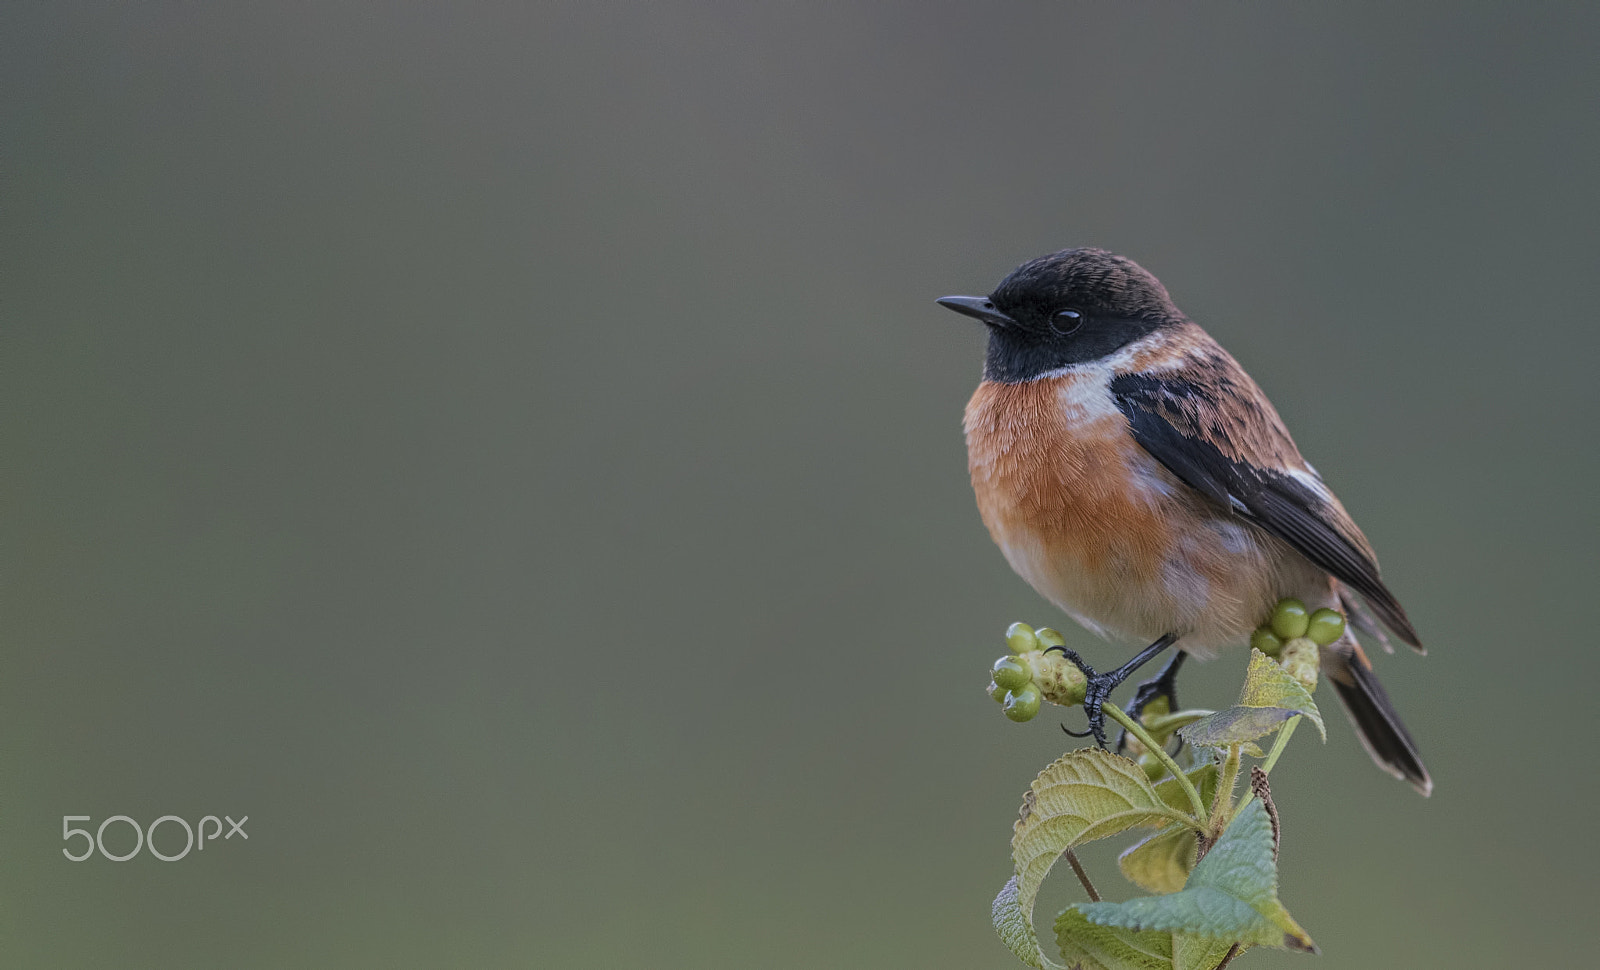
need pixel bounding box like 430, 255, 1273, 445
988, 680, 1007, 703
992, 656, 1032, 691
1251, 627, 1284, 657
1270, 598, 1310, 640
1005, 622, 1039, 654
1034, 627, 1066, 649
1306, 608, 1346, 646
1003, 684, 1041, 722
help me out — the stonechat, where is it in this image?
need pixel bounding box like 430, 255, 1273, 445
940, 248, 1429, 794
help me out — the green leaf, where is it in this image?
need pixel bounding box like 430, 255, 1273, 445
1236, 649, 1324, 741
1172, 935, 1246, 970
1119, 824, 1197, 895
1138, 709, 1214, 747
1054, 908, 1238, 970
1053, 907, 1172, 970
994, 876, 1056, 969
1177, 707, 1288, 751
1014, 749, 1198, 891
1178, 651, 1324, 749
1153, 763, 1217, 816
1121, 760, 1221, 895
995, 749, 1198, 969
1075, 800, 1317, 953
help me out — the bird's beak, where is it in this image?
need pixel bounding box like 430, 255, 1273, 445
936, 295, 1014, 329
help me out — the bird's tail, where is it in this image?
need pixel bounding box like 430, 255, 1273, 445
1321, 641, 1432, 796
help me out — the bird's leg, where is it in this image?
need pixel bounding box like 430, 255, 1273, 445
1046, 633, 1180, 749
1116, 651, 1188, 755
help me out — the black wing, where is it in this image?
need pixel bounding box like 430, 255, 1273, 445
1110, 370, 1420, 647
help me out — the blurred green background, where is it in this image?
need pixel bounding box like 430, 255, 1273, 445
5, 3, 1597, 967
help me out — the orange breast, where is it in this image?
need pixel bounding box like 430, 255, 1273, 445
963, 374, 1299, 648
965, 376, 1167, 585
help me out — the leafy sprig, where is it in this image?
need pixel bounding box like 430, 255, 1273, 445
987, 600, 1341, 970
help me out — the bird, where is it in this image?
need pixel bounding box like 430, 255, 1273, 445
937, 247, 1431, 795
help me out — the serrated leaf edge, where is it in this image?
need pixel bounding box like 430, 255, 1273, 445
1074, 800, 1316, 952
1000, 749, 1200, 969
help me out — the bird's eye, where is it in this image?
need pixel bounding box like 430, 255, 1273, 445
1049, 309, 1084, 335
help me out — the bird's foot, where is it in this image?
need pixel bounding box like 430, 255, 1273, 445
1116, 651, 1188, 755
1045, 647, 1118, 748
1045, 633, 1180, 750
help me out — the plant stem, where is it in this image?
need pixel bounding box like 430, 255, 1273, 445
1062, 849, 1100, 902
1101, 702, 1207, 821
1208, 743, 1243, 837
1231, 715, 1300, 820
1260, 715, 1300, 775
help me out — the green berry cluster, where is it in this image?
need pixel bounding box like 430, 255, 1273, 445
1251, 598, 1345, 690
985, 622, 1088, 722
985, 603, 1345, 726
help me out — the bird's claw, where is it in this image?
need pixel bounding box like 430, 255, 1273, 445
1047, 646, 1115, 748
1115, 652, 1188, 755
1046, 637, 1181, 752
